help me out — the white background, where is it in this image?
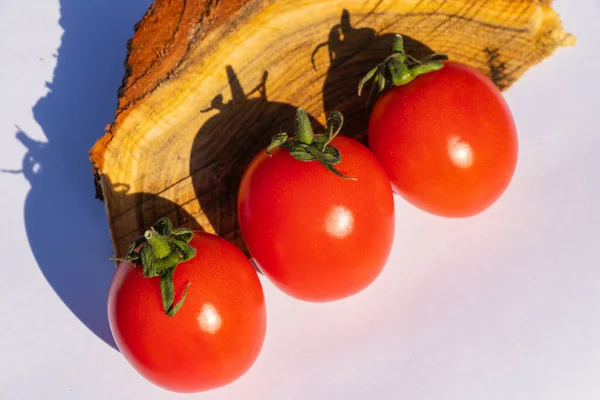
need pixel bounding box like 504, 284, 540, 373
1, 1, 598, 399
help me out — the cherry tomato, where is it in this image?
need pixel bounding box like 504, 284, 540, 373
238, 131, 395, 302
108, 232, 266, 393
368, 60, 518, 217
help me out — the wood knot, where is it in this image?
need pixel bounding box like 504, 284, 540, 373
484, 48, 508, 90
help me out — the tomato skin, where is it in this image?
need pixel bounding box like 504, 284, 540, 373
107, 232, 266, 393
368, 61, 518, 217
238, 135, 395, 302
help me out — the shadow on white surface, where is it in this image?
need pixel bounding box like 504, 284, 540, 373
12, 0, 152, 350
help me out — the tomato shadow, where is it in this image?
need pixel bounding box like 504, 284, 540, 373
10, 0, 152, 350
190, 66, 323, 253
103, 179, 203, 260
313, 9, 436, 142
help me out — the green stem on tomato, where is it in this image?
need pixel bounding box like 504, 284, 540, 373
392, 34, 405, 54
113, 217, 196, 317
358, 34, 448, 97
144, 230, 171, 260
296, 108, 315, 145
266, 108, 356, 181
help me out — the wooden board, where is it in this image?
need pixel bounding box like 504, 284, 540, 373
90, 0, 574, 257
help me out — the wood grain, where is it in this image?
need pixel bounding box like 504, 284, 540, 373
90, 0, 574, 257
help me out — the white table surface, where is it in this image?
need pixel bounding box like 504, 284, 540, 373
1, 1, 599, 399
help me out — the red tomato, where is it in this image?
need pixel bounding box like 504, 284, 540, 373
368, 60, 518, 217
108, 232, 266, 393
238, 135, 395, 302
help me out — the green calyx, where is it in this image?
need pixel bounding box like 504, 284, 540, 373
115, 217, 196, 317
358, 34, 448, 98
266, 108, 356, 180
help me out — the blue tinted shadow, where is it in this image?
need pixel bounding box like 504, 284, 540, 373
16, 0, 152, 349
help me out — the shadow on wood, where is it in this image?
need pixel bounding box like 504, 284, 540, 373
106, 177, 203, 257
190, 66, 323, 253
315, 9, 435, 142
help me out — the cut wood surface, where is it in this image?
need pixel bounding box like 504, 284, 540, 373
90, 0, 574, 257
